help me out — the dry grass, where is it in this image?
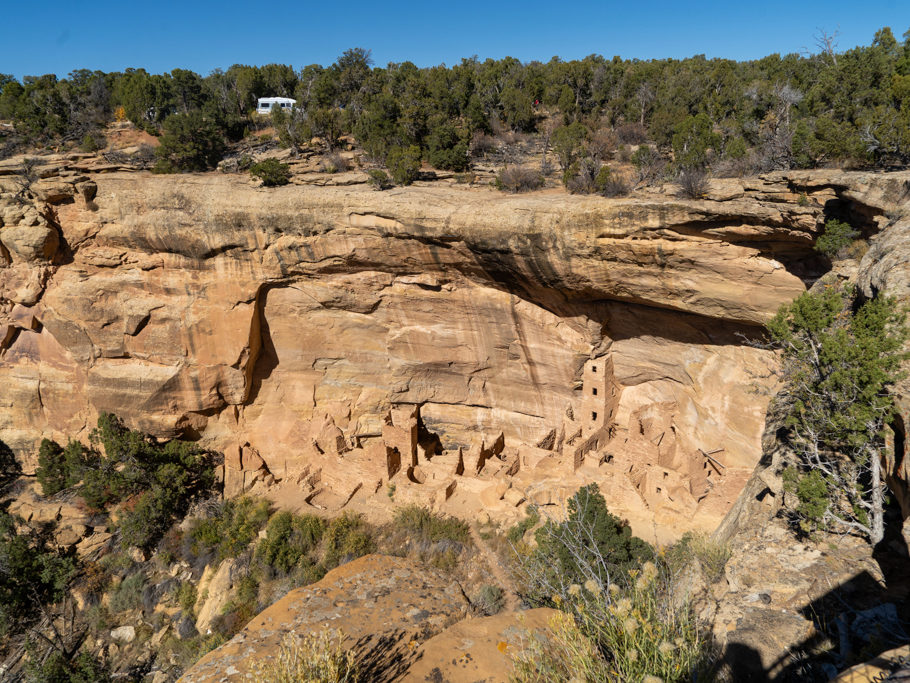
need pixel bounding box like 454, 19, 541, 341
250, 629, 359, 683
495, 166, 545, 193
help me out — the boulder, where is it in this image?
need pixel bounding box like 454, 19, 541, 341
180, 554, 470, 682
110, 625, 136, 643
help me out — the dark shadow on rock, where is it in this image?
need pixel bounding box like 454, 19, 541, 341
245, 285, 279, 406
717, 642, 770, 682
0, 437, 21, 494
352, 629, 421, 682
770, 502, 910, 681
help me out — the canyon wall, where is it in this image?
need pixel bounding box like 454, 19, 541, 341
2, 158, 907, 540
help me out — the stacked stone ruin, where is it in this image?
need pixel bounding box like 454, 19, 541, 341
220, 350, 729, 541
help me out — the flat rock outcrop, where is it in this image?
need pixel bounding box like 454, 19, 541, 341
2, 157, 909, 538
180, 554, 471, 682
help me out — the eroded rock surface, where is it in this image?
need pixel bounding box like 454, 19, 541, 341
3, 157, 909, 539
179, 554, 471, 682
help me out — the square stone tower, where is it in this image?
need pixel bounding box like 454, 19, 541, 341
581, 355, 620, 435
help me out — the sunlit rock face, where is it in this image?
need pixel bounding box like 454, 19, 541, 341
3, 158, 906, 539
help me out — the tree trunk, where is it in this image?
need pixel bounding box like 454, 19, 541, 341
870, 448, 885, 545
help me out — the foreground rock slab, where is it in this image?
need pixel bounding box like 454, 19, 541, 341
180, 554, 470, 682
400, 608, 559, 683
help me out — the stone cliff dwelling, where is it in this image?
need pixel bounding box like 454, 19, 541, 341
8, 164, 883, 544
224, 345, 740, 544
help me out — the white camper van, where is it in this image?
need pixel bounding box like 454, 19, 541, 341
256, 97, 297, 115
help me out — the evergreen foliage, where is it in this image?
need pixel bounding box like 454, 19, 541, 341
78, 413, 215, 552
256, 511, 326, 574
250, 158, 291, 186
3, 28, 910, 171
0, 509, 78, 638
814, 218, 861, 258
521, 484, 653, 602
154, 111, 226, 172
189, 497, 271, 560
23, 649, 110, 683
36, 438, 98, 496
386, 145, 422, 185
767, 284, 908, 542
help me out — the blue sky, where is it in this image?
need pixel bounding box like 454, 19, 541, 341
2, 0, 909, 79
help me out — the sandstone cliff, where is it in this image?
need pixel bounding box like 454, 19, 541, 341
2, 157, 908, 539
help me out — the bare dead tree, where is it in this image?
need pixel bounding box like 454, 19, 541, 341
815, 28, 840, 66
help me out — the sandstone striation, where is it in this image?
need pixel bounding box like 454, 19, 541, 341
2, 156, 908, 539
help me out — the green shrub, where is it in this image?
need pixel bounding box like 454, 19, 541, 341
724, 136, 748, 160
537, 484, 651, 589
79, 132, 105, 153
176, 581, 197, 615
250, 158, 291, 186
0, 510, 78, 638
392, 505, 470, 544
155, 111, 226, 172
152, 158, 177, 174
322, 513, 373, 569
425, 117, 469, 171
367, 169, 391, 190
109, 573, 146, 613
36, 438, 98, 496
386, 145, 422, 185
118, 480, 182, 551
516, 484, 653, 605
473, 584, 505, 615
671, 113, 720, 169
190, 497, 271, 560
511, 562, 708, 682
77, 413, 215, 552
24, 649, 110, 683
256, 511, 326, 574
815, 218, 860, 258
782, 467, 832, 534
35, 439, 67, 496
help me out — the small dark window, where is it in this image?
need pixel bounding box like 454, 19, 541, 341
591, 412, 597, 422
656, 487, 662, 494
592, 387, 598, 396
592, 365, 597, 373
663, 471, 669, 479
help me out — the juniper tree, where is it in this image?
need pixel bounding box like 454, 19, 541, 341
767, 283, 908, 544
